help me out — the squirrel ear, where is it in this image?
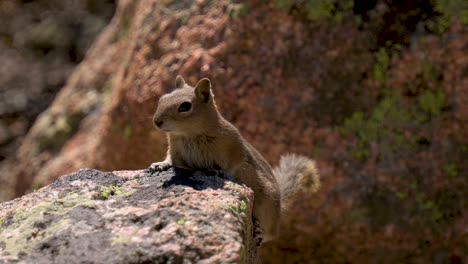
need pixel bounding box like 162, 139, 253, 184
175, 75, 186, 89
194, 78, 211, 103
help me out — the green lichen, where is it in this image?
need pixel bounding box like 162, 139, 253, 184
99, 185, 124, 200
118, 14, 130, 40
0, 193, 94, 256
228, 3, 249, 19
429, 0, 468, 33
351, 187, 446, 228
276, 0, 354, 23
373, 42, 403, 83
177, 219, 186, 226
12, 193, 94, 226
239, 200, 247, 213
431, 190, 460, 223
238, 244, 246, 264
112, 235, 132, 245
346, 208, 368, 223
418, 89, 446, 118
444, 162, 460, 177
339, 84, 448, 160
98, 185, 132, 200
396, 191, 408, 200
223, 200, 249, 221
338, 91, 414, 160
36, 110, 86, 152
57, 192, 96, 208
32, 183, 44, 191
373, 47, 390, 83
180, 16, 189, 25
0, 215, 71, 256
0, 217, 3, 227
461, 144, 468, 153
103, 77, 115, 104
161, 0, 174, 7
112, 121, 137, 141
43, 217, 71, 238
36, 90, 101, 152
311, 146, 321, 158
351, 185, 461, 229
123, 125, 132, 140
413, 192, 447, 225
129, 250, 145, 258
363, 189, 404, 227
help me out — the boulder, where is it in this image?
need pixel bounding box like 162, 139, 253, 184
10, 0, 375, 197
2, 0, 466, 262
0, 168, 257, 263
0, 0, 116, 202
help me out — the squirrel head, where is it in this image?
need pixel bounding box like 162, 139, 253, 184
153, 75, 218, 136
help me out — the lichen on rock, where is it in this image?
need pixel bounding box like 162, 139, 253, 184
0, 168, 257, 263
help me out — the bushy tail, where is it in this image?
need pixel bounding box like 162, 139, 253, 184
273, 154, 320, 212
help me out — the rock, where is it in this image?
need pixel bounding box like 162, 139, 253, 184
0, 121, 12, 146
8, 0, 375, 197
2, 0, 466, 263
0, 0, 116, 202
0, 168, 258, 263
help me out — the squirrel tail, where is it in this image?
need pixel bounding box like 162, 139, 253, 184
273, 154, 320, 212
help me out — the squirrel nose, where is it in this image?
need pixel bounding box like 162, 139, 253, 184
155, 120, 163, 128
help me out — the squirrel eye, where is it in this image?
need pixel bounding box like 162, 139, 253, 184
178, 102, 192, 112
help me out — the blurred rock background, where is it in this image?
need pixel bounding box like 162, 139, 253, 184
0, 0, 466, 263
0, 0, 116, 198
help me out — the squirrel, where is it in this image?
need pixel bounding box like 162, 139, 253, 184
148, 75, 319, 245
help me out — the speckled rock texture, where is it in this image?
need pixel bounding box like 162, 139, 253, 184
0, 168, 257, 263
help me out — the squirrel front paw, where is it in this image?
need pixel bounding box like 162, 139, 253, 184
146, 161, 172, 173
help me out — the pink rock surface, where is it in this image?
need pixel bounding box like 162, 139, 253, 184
0, 168, 258, 263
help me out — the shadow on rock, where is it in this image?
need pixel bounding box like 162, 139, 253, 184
159, 167, 231, 191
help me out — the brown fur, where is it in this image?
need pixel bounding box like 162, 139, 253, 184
150, 76, 319, 243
